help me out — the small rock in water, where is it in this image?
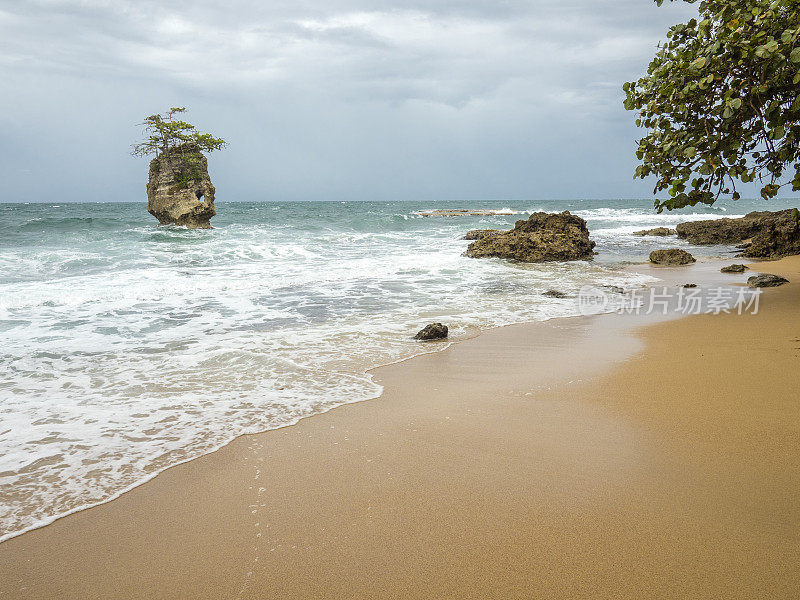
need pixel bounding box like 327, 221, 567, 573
632, 227, 676, 236
721, 264, 748, 273
747, 274, 789, 288
542, 289, 569, 298
683, 283, 697, 288
603, 285, 625, 294
649, 249, 696, 265
414, 323, 449, 340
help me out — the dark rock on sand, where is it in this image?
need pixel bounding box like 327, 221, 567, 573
414, 323, 449, 340
747, 274, 789, 288
649, 249, 696, 265
676, 210, 800, 259
464, 211, 595, 263
543, 290, 569, 298
463, 229, 501, 241
633, 227, 676, 236
721, 264, 748, 273
147, 143, 216, 229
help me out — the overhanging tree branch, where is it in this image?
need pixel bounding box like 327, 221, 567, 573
625, 0, 800, 211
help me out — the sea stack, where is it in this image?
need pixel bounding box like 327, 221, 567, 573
146, 143, 216, 229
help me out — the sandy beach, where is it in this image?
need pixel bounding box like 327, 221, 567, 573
1, 256, 799, 599
4, 0, 800, 596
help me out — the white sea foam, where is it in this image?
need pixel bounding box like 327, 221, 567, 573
574, 206, 744, 225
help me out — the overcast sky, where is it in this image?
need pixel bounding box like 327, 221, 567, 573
0, 0, 698, 203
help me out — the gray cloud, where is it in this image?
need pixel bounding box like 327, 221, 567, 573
0, 0, 697, 202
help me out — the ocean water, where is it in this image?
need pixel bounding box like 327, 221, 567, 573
0, 197, 788, 541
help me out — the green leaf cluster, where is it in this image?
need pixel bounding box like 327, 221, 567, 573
131, 107, 227, 158
624, 0, 800, 211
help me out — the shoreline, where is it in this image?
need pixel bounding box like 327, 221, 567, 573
2, 256, 799, 598
0, 258, 660, 546
0, 339, 463, 546
0, 258, 768, 542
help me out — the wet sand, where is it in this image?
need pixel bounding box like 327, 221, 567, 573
1, 257, 799, 599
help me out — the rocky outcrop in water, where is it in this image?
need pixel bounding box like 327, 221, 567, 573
414, 323, 449, 340
463, 229, 500, 241
747, 274, 789, 288
633, 227, 676, 236
464, 211, 595, 263
649, 248, 696, 265
676, 210, 800, 259
676, 212, 769, 245
147, 143, 216, 229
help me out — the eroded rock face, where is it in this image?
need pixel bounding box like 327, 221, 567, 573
464, 211, 595, 263
649, 248, 696, 265
414, 323, 449, 340
633, 227, 676, 236
147, 144, 216, 229
463, 229, 500, 241
747, 274, 789, 288
740, 212, 800, 259
676, 210, 800, 259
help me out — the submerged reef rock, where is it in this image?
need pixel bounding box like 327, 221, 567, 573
147, 143, 216, 229
747, 274, 789, 288
464, 211, 595, 263
542, 289, 569, 298
414, 323, 449, 341
463, 229, 501, 241
721, 264, 748, 273
649, 248, 696, 265
676, 210, 800, 259
417, 209, 515, 217
633, 227, 676, 236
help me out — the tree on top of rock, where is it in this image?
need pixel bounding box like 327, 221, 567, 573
624, 0, 800, 212
131, 107, 226, 158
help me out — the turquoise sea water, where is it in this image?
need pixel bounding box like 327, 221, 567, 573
0, 197, 791, 541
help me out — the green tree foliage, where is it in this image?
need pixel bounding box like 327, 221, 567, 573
132, 107, 226, 158
624, 0, 800, 212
